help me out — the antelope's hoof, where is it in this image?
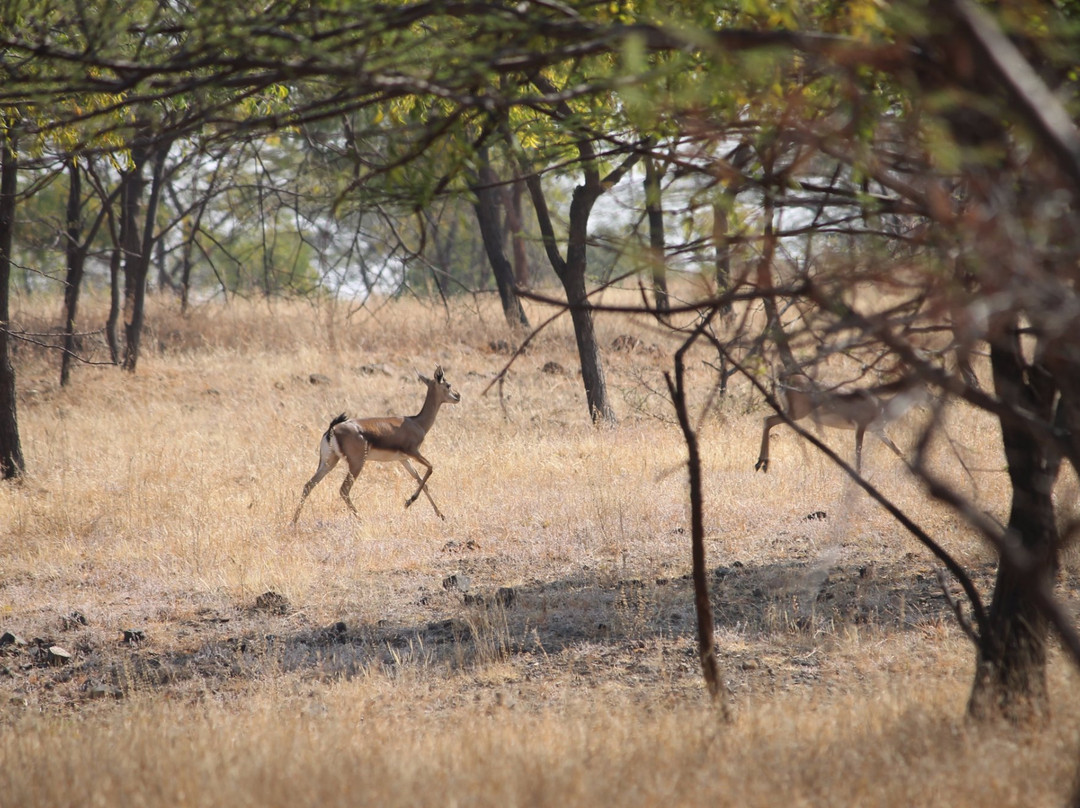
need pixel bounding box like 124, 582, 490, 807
754, 458, 769, 473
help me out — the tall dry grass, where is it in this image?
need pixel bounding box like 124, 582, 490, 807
0, 290, 1075, 806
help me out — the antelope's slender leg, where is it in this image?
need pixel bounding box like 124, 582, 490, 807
293, 452, 340, 523
854, 425, 866, 473
756, 413, 786, 473
402, 452, 438, 513
875, 431, 904, 458
338, 444, 368, 516
399, 458, 443, 519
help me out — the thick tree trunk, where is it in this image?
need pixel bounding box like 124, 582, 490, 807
643, 156, 669, 315
968, 325, 1059, 721
0, 133, 24, 478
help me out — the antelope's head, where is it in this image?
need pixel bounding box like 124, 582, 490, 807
419, 364, 461, 405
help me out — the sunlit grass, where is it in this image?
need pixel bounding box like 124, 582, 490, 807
0, 290, 1073, 807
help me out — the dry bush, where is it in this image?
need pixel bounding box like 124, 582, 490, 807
0, 290, 1075, 806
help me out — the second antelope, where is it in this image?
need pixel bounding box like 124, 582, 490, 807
755, 372, 924, 473
292, 364, 461, 523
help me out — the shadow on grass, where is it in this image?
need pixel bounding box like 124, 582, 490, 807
0, 553, 1022, 706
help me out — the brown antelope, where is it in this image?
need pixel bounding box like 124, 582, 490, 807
292, 365, 461, 523
755, 372, 924, 473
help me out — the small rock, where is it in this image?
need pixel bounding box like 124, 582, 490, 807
804, 511, 828, 521
89, 684, 123, 699
611, 334, 642, 352
122, 629, 145, 645
61, 611, 88, 630
46, 646, 72, 666
442, 574, 471, 592
357, 364, 391, 376
308, 373, 332, 385
254, 591, 290, 614
0, 632, 26, 648
741, 658, 761, 671
328, 621, 347, 636
541, 361, 564, 375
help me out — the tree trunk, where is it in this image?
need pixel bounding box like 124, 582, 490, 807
122, 140, 166, 372
565, 183, 615, 423
666, 339, 730, 716
61, 160, 84, 387
472, 150, 529, 330
502, 178, 530, 289
564, 263, 614, 423
643, 156, 669, 315
712, 201, 733, 314
0, 132, 25, 478
967, 323, 1059, 721
522, 168, 617, 424
105, 240, 122, 364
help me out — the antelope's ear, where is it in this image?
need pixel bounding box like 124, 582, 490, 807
434, 364, 444, 381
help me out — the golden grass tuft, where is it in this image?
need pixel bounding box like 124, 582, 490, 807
0, 291, 1076, 806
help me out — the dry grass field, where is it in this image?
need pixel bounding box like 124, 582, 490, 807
1, 290, 1079, 806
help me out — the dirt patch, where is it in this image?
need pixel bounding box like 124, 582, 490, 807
2, 551, 1047, 715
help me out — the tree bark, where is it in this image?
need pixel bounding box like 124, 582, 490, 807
0, 131, 25, 478
967, 321, 1060, 721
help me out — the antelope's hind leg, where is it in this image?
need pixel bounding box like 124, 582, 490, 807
338, 443, 368, 517
293, 449, 341, 524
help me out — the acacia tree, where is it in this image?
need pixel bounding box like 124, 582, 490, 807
633, 0, 1080, 721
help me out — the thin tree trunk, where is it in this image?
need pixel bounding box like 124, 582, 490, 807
122, 140, 167, 372
472, 148, 529, 330
667, 342, 730, 715
756, 191, 799, 375
105, 241, 122, 364
565, 183, 616, 423
0, 132, 24, 478
712, 201, 733, 314
61, 160, 84, 387
644, 156, 669, 315
503, 178, 530, 289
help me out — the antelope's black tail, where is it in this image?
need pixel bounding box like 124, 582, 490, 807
323, 413, 348, 442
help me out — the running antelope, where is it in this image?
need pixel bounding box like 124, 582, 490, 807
755, 372, 924, 473
292, 365, 461, 523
